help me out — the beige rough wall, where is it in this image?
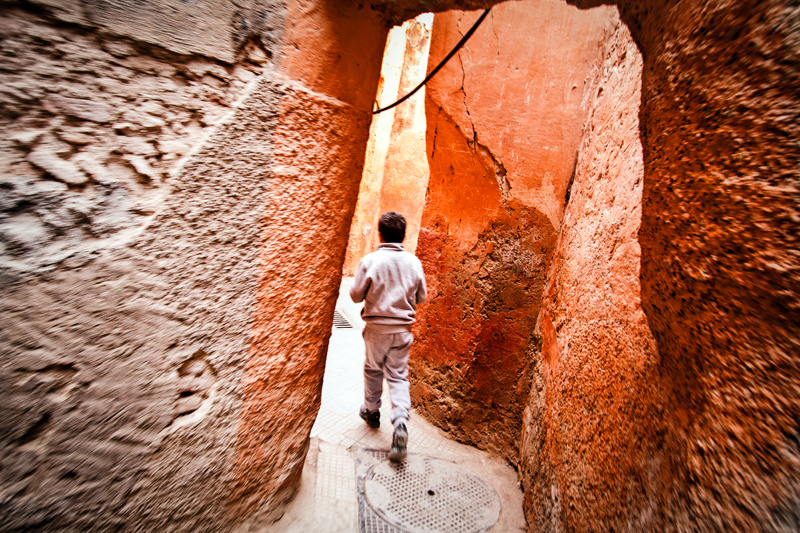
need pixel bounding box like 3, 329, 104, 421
34, 0, 284, 63
0, 0, 388, 530
231, 1, 387, 522
0, 3, 285, 530
0, 9, 269, 271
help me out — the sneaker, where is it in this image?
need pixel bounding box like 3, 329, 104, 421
389, 422, 408, 462
359, 406, 380, 428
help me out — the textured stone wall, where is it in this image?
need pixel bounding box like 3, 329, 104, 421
411, 0, 616, 460
409, 0, 800, 530
0, 8, 270, 271
517, 15, 659, 531
567, 0, 800, 530
0, 5, 280, 530
0, 0, 387, 530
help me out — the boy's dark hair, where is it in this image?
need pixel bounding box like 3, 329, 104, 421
378, 211, 406, 243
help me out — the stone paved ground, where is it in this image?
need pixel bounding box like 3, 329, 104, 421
261, 278, 526, 533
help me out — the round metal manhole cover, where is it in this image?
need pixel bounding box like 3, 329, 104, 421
364, 456, 501, 533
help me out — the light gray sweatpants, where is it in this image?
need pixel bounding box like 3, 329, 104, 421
363, 328, 412, 427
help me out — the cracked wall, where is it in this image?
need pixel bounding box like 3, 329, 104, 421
411, 0, 800, 530
411, 0, 618, 461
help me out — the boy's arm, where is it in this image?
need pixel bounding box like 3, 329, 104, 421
350, 261, 370, 303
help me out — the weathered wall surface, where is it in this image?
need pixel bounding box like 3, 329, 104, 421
232, 0, 387, 521
413, 0, 799, 529
0, 5, 280, 530
0, 8, 270, 271
30, 0, 285, 63
411, 0, 616, 460
567, 0, 800, 530
517, 16, 661, 532
0, 0, 387, 530
344, 14, 433, 274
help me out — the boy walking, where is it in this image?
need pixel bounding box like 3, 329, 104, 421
350, 211, 427, 462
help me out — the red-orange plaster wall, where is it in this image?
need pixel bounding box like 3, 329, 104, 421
572, 0, 800, 529
412, 1, 616, 459
231, 0, 388, 520
518, 15, 664, 531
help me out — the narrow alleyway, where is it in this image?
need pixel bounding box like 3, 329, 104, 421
1, 1, 795, 531
264, 279, 527, 533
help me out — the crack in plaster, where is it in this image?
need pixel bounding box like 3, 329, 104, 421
490, 11, 500, 59
479, 141, 511, 203
431, 92, 510, 204
455, 13, 478, 149
431, 106, 442, 160
451, 20, 509, 205
458, 51, 478, 150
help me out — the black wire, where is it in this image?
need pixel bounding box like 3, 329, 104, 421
373, 9, 491, 115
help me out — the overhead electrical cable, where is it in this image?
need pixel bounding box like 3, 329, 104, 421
372, 9, 491, 115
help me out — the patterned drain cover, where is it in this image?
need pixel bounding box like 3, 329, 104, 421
363, 456, 500, 533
